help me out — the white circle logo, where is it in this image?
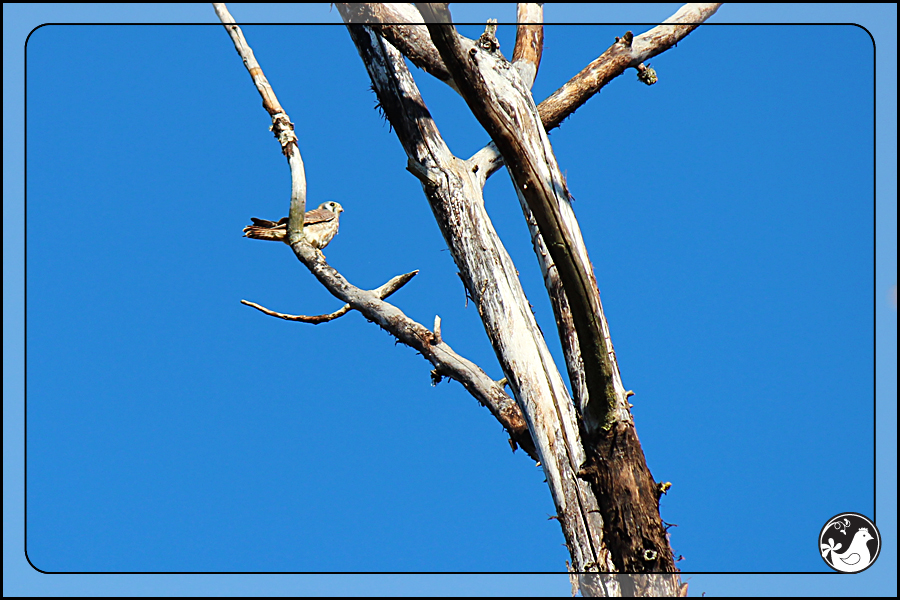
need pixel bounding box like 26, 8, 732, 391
819, 512, 881, 573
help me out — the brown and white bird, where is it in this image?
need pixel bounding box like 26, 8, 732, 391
242, 201, 343, 249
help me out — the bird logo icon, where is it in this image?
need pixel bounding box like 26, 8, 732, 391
819, 513, 881, 573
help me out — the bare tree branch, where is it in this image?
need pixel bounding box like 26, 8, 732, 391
216, 3, 536, 460
512, 3, 543, 88
416, 6, 683, 583
450, 4, 719, 434
537, 3, 722, 133
475, 147, 630, 462
338, 2, 718, 189
286, 240, 538, 459
344, 20, 614, 575
213, 3, 307, 240
241, 269, 419, 324
469, 3, 719, 450
337, 2, 720, 150
463, 6, 719, 477
221, 5, 717, 589
335, 3, 457, 90
419, 5, 619, 433
241, 299, 353, 323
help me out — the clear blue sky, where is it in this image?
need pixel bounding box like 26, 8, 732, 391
4, 3, 896, 597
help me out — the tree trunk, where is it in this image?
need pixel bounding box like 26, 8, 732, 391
222, 3, 722, 595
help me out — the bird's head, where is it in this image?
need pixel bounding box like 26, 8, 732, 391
319, 201, 344, 215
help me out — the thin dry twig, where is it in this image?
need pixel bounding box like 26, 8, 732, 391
241, 270, 419, 324
241, 299, 352, 323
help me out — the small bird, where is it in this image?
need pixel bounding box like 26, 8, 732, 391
243, 201, 343, 249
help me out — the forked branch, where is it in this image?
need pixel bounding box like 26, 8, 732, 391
538, 3, 722, 134
216, 3, 537, 459
287, 241, 537, 459
415, 6, 681, 580
241, 270, 419, 324
336, 2, 720, 153
419, 3, 620, 431
343, 20, 611, 574
335, 3, 457, 90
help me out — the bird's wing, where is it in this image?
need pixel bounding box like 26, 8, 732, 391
303, 208, 336, 225
249, 217, 288, 228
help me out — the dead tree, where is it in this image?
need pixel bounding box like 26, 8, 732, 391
215, 3, 721, 596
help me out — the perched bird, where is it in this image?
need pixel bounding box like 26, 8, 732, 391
243, 201, 343, 249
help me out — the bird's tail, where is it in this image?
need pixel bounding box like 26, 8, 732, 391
243, 218, 287, 242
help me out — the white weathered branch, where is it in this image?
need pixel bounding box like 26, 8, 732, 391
343, 20, 612, 574
420, 5, 619, 433
288, 239, 538, 459
536, 3, 722, 136
337, 2, 719, 188
466, 4, 720, 432
415, 5, 683, 584
216, 3, 535, 459
335, 3, 458, 92
213, 3, 307, 240
241, 270, 419, 324
337, 2, 719, 155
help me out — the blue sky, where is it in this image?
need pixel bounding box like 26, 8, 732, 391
4, 3, 896, 597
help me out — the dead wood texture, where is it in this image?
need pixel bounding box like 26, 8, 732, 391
223, 3, 721, 596
418, 3, 621, 436
341, 21, 610, 573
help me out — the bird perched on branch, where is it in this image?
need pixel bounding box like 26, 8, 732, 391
243, 201, 343, 249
